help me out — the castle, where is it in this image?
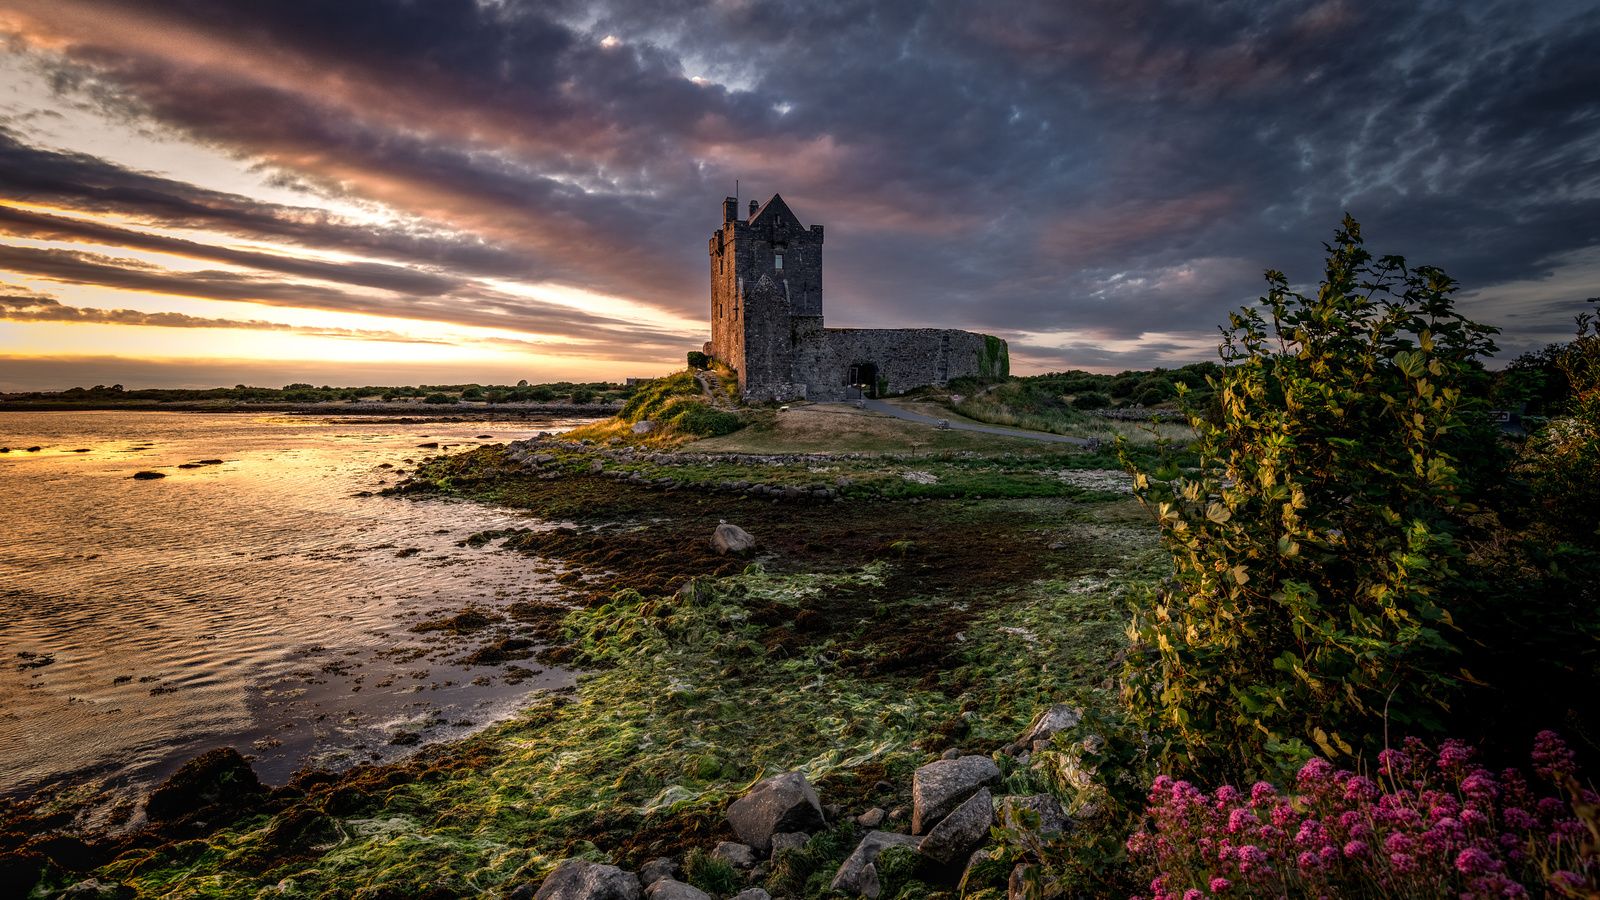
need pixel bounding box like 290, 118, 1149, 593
705, 194, 1008, 402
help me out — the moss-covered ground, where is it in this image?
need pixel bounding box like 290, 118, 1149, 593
7, 440, 1168, 900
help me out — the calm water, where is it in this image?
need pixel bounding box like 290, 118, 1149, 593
0, 410, 587, 806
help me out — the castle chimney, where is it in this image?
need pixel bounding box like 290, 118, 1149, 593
749, 199, 759, 217
723, 197, 739, 223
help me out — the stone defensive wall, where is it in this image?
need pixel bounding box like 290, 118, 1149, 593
745, 327, 1006, 402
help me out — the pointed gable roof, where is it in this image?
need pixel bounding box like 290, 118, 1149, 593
749, 193, 803, 228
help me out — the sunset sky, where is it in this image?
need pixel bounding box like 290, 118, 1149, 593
1, 0, 1597, 390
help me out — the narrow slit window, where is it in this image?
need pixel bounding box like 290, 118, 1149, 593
774, 253, 784, 270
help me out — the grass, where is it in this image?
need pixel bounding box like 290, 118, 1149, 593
687, 403, 1086, 456
566, 368, 743, 448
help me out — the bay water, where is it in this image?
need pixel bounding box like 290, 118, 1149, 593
0, 410, 584, 806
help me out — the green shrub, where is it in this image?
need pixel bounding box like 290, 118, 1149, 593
423, 392, 457, 405
1133, 386, 1169, 407
668, 403, 742, 437
687, 350, 710, 369
1120, 216, 1507, 779
1520, 302, 1600, 544
1108, 376, 1140, 398
1072, 391, 1111, 410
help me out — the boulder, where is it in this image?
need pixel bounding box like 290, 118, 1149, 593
642, 880, 708, 900
731, 890, 772, 900
960, 849, 992, 894
589, 459, 604, 473
856, 808, 886, 828
859, 863, 881, 899
711, 842, 756, 870
632, 420, 655, 435
769, 832, 809, 860
638, 858, 679, 887
1016, 705, 1080, 748
535, 860, 641, 900
710, 523, 757, 556
726, 771, 825, 853
911, 755, 1000, 834
830, 832, 921, 896
1008, 863, 1036, 900
145, 747, 266, 823
998, 794, 1070, 835
918, 788, 993, 864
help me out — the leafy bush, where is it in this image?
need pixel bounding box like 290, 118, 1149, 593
1518, 301, 1600, 544
1110, 376, 1142, 398
687, 350, 710, 369
460, 385, 484, 400
1120, 216, 1507, 778
1125, 733, 1598, 900
423, 392, 458, 405
1073, 391, 1112, 410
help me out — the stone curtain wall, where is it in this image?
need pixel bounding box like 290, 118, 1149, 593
779, 328, 999, 402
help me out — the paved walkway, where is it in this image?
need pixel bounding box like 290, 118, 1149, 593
859, 399, 1092, 446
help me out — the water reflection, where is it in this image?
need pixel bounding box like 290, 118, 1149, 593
0, 410, 586, 801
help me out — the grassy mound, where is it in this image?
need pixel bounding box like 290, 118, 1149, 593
567, 368, 744, 447
951, 381, 1091, 436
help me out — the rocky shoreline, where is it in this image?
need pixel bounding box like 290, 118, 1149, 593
529, 703, 1084, 900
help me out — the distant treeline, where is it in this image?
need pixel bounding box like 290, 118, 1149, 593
954, 347, 1581, 416
2, 380, 637, 406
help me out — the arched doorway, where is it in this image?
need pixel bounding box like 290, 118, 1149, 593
846, 362, 878, 399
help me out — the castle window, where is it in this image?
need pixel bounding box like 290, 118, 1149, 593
774, 253, 784, 270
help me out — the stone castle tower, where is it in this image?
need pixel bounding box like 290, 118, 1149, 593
706, 194, 1007, 402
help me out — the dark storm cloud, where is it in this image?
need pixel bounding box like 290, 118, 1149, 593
2, 0, 1597, 370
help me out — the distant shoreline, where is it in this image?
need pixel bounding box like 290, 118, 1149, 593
0, 400, 618, 420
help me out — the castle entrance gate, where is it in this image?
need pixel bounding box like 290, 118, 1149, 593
846, 362, 878, 399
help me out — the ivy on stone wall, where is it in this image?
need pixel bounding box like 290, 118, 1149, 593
980, 334, 1010, 379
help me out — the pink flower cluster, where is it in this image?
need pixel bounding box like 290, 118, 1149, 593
1126, 733, 1597, 900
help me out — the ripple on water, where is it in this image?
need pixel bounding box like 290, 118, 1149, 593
0, 410, 589, 802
